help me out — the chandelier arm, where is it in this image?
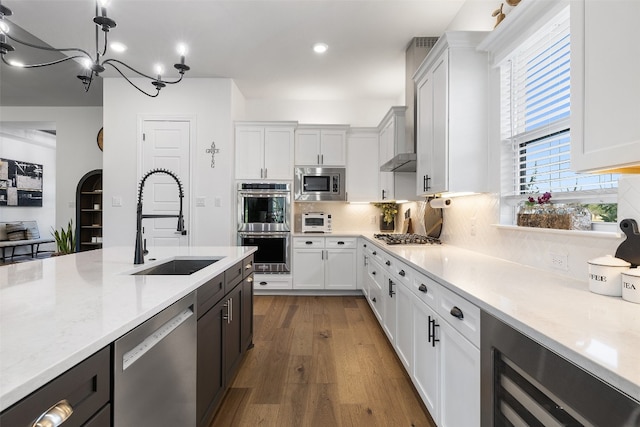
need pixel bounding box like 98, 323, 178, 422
102, 59, 184, 84
99, 26, 107, 57
4, 33, 92, 58
1, 53, 88, 68
103, 61, 160, 98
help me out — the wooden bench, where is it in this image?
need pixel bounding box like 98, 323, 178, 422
0, 221, 55, 261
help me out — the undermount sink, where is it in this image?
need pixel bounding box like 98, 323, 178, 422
132, 258, 219, 276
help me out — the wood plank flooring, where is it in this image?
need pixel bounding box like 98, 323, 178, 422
210, 295, 436, 427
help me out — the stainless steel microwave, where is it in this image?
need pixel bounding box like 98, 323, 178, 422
294, 167, 346, 201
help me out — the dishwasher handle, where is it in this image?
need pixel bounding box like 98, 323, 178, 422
122, 306, 194, 370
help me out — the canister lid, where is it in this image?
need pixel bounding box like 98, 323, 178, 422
587, 255, 631, 267
622, 267, 640, 277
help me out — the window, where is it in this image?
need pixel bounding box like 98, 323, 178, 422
500, 6, 617, 225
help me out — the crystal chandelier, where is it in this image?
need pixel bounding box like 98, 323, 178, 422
0, 0, 190, 97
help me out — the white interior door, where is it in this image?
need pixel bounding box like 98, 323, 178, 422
142, 120, 190, 250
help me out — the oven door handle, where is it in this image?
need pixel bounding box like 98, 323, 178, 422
239, 192, 290, 198
238, 232, 291, 238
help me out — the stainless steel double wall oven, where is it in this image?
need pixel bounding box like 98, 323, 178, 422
237, 183, 291, 273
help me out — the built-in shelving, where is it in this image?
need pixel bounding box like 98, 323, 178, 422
76, 170, 103, 252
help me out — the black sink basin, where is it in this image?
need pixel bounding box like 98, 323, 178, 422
132, 258, 219, 275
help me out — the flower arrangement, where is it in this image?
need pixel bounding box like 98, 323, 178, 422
374, 202, 398, 225
525, 191, 552, 207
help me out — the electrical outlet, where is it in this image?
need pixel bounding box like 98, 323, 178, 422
370, 215, 377, 225
550, 252, 569, 271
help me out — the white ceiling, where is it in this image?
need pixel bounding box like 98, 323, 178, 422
1, 0, 475, 107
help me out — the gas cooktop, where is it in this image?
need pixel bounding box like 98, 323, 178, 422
373, 233, 441, 245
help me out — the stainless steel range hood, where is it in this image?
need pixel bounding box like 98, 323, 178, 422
379, 37, 437, 173
380, 153, 417, 172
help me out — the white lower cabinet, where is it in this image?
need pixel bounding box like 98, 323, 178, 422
360, 239, 481, 427
253, 274, 293, 291
293, 237, 356, 290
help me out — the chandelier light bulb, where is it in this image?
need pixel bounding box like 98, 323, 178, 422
0, 21, 9, 34
8, 59, 23, 67
177, 44, 187, 57
98, 0, 111, 7
81, 57, 93, 69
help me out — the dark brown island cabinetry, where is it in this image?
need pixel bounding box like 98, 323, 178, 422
197, 254, 254, 427
0, 346, 111, 426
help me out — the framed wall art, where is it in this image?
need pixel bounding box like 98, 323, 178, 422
0, 158, 44, 207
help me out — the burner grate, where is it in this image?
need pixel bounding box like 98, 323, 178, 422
373, 233, 441, 245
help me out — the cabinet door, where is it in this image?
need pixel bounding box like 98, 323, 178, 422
416, 70, 434, 196
429, 50, 449, 194
382, 276, 397, 344
292, 248, 325, 289
320, 130, 346, 166
439, 319, 480, 427
413, 299, 439, 422
395, 283, 413, 372
224, 285, 243, 384
235, 126, 265, 179
347, 132, 379, 202
197, 302, 225, 427
325, 249, 356, 290
264, 127, 294, 179
571, 0, 640, 172
295, 129, 321, 165
241, 274, 254, 351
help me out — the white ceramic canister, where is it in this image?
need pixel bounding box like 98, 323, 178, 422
621, 268, 640, 304
587, 255, 630, 296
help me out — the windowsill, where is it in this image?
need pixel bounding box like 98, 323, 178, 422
493, 224, 621, 239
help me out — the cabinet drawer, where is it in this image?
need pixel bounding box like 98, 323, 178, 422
0, 346, 111, 427
411, 272, 439, 310
367, 245, 385, 265
437, 286, 480, 348
242, 255, 254, 278
388, 258, 412, 288
325, 237, 356, 248
254, 275, 293, 290
225, 260, 244, 293
196, 272, 225, 318
293, 237, 324, 248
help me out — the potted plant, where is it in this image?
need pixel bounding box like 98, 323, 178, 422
517, 193, 591, 230
51, 219, 76, 255
374, 202, 398, 232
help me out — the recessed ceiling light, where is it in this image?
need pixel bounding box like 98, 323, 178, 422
313, 43, 328, 54
110, 42, 127, 53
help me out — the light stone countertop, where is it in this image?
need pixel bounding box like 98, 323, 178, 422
361, 235, 640, 404
0, 245, 256, 412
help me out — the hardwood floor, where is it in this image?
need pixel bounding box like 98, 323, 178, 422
210, 295, 436, 427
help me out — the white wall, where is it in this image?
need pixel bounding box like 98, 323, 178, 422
446, 0, 504, 31
0, 107, 103, 233
102, 78, 240, 249
244, 98, 401, 127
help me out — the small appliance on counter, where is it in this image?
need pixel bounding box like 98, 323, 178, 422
302, 212, 332, 233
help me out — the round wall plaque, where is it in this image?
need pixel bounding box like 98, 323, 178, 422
97, 127, 104, 151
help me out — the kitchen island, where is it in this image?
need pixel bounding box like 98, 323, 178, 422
0, 245, 256, 413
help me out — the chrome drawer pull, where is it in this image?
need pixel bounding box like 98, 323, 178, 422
399, 270, 405, 277
32, 399, 73, 427
418, 284, 428, 293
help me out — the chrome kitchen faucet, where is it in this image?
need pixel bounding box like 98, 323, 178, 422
134, 168, 187, 264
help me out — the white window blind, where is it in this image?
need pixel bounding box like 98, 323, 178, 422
501, 6, 617, 199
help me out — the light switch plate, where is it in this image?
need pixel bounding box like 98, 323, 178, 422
112, 196, 123, 207
196, 197, 206, 207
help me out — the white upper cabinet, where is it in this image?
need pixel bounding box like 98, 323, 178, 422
235, 122, 295, 180
414, 32, 489, 196
571, 0, 640, 172
347, 129, 379, 202
295, 125, 348, 166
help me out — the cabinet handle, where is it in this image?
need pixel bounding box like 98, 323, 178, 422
363, 244, 367, 248
426, 175, 431, 191
246, 277, 253, 283
382, 189, 387, 200
32, 399, 74, 427
385, 260, 391, 266
418, 284, 428, 293
259, 281, 268, 286
230, 297, 233, 323
306, 241, 313, 245
372, 270, 376, 275
337, 241, 345, 245
245, 263, 252, 270
388, 279, 396, 297
428, 316, 440, 347
372, 251, 377, 255
264, 168, 268, 178
317, 154, 320, 164
398, 269, 405, 277
321, 154, 324, 164
223, 300, 229, 321
364, 255, 368, 266
371, 297, 377, 303
450, 306, 464, 320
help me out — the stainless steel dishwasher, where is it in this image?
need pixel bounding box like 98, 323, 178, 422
114, 292, 196, 426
